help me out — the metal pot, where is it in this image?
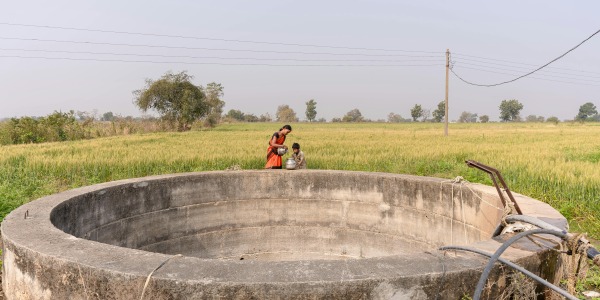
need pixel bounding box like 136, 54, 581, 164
285, 157, 297, 170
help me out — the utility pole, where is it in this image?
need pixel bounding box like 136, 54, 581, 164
444, 49, 450, 136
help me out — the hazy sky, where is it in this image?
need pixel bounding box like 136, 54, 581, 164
1, 1, 598, 121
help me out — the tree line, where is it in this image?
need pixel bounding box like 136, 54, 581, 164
2, 70, 598, 145
401, 99, 561, 124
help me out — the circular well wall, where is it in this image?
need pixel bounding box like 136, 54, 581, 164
2, 170, 568, 299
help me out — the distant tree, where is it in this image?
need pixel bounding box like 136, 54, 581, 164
479, 115, 490, 123
410, 104, 423, 122
226, 109, 245, 121
316, 118, 327, 123
276, 105, 299, 122
387, 112, 408, 123
342, 109, 364, 122
546, 116, 560, 124
537, 116, 545, 122
458, 111, 478, 123
76, 111, 95, 121
420, 109, 431, 122
133, 71, 212, 131
4, 111, 86, 144
305, 99, 317, 122
8, 116, 42, 143
432, 101, 445, 123
41, 111, 87, 141
331, 117, 342, 122
575, 102, 597, 121
204, 83, 225, 120
525, 115, 539, 122
259, 113, 272, 122
243, 114, 259, 122
499, 99, 523, 122
101, 111, 115, 121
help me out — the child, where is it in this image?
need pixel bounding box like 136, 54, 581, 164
291, 143, 306, 169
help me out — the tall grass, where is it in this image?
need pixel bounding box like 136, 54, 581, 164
1, 122, 600, 239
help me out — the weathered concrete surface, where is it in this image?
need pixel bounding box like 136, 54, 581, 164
1, 170, 567, 299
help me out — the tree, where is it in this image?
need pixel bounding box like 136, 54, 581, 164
101, 112, 115, 121
420, 109, 431, 122
205, 83, 224, 118
525, 115, 538, 122
203, 82, 225, 127
331, 117, 342, 122
133, 71, 211, 131
458, 111, 478, 123
259, 113, 272, 122
499, 99, 523, 122
575, 102, 597, 121
432, 101, 445, 123
243, 114, 259, 122
305, 99, 317, 122
226, 109, 245, 121
546, 116, 560, 124
76, 111, 94, 121
387, 113, 408, 123
410, 104, 423, 122
276, 105, 299, 122
3, 111, 87, 144
342, 109, 364, 122
479, 115, 490, 123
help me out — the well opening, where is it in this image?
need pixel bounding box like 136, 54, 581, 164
50, 171, 502, 261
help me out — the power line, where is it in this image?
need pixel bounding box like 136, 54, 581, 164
450, 27, 600, 87
0, 22, 441, 54
453, 61, 600, 83
452, 57, 600, 78
0, 54, 445, 67
452, 66, 600, 86
452, 53, 546, 67
452, 53, 600, 76
451, 65, 600, 87
0, 36, 443, 58
2, 22, 597, 86
0, 48, 445, 63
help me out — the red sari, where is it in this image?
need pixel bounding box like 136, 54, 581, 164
265, 132, 286, 169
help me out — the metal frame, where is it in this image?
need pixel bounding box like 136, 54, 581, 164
465, 160, 523, 214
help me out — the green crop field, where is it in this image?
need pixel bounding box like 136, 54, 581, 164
2, 122, 600, 241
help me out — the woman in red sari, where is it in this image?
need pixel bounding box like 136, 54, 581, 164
265, 125, 292, 169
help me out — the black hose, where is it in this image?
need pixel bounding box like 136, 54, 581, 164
588, 247, 600, 266
439, 246, 578, 300
504, 214, 564, 233
472, 229, 567, 300
504, 214, 600, 265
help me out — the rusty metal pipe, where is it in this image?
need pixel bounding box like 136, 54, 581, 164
465, 160, 523, 214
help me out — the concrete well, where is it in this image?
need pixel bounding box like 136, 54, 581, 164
2, 170, 567, 299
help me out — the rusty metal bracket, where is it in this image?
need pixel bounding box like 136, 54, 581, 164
465, 160, 523, 215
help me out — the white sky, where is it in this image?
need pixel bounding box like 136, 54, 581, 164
0, 1, 599, 121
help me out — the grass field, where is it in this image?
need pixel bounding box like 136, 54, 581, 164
1, 122, 600, 241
